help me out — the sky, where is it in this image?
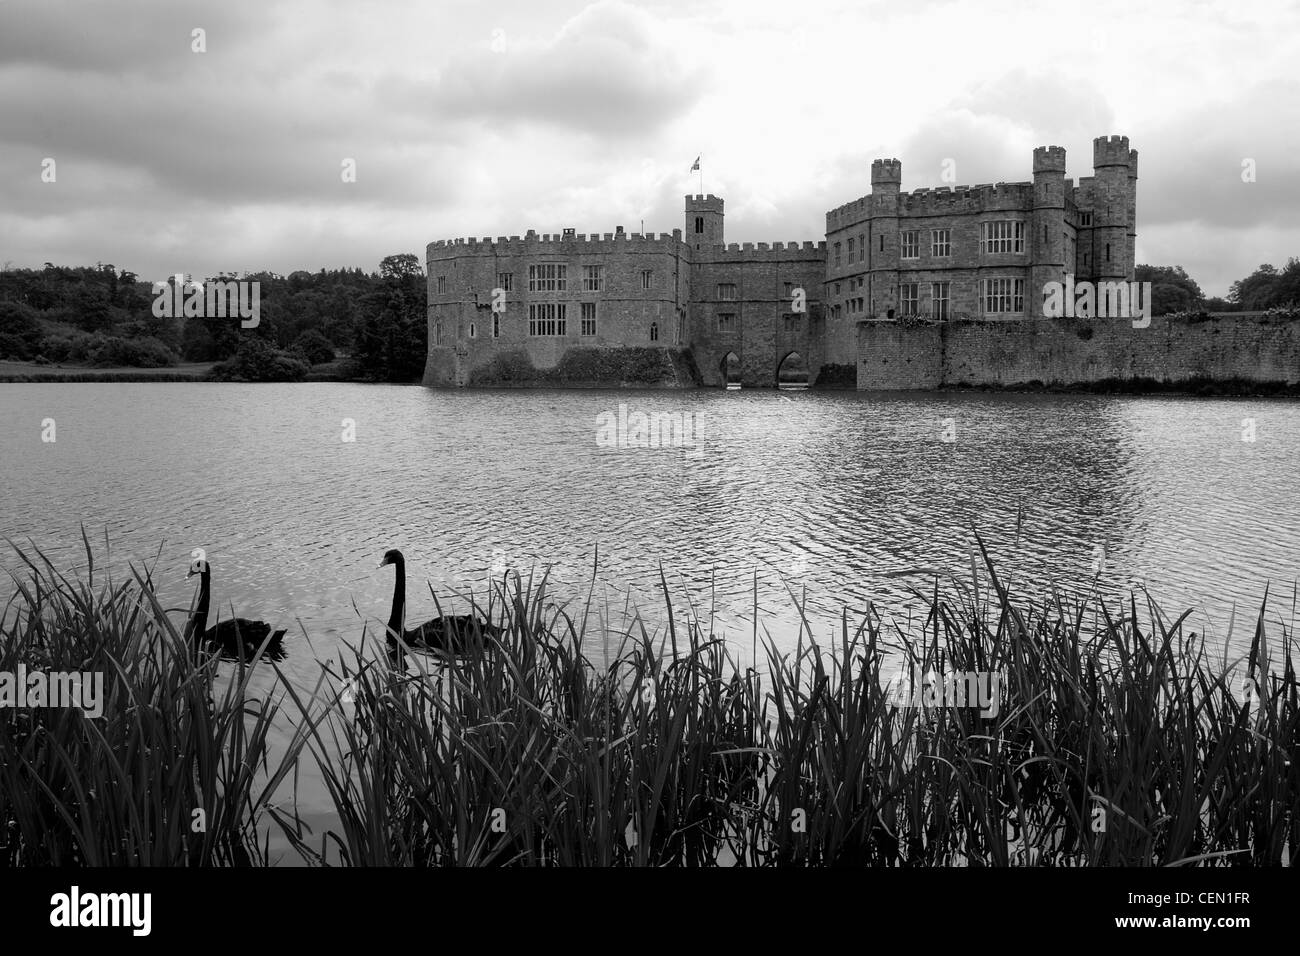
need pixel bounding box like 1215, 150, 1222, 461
1, 0, 1297, 296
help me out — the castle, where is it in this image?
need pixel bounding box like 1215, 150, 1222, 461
424, 135, 1137, 388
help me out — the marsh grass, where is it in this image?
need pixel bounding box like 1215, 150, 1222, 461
2, 536, 1296, 866
0, 535, 302, 865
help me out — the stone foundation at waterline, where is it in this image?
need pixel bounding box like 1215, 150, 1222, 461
856, 313, 1300, 390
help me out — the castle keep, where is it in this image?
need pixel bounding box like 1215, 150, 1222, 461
424, 135, 1137, 388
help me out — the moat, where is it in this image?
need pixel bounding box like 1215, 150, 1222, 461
4, 382, 1297, 671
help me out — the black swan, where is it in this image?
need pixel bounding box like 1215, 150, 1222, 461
379, 549, 500, 662
184, 558, 286, 661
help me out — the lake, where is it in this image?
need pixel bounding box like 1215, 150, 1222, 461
3, 382, 1298, 671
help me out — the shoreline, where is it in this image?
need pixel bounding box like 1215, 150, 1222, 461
4, 366, 1298, 397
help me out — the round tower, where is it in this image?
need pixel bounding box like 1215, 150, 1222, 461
685, 194, 724, 252
1031, 145, 1067, 317
1092, 135, 1131, 283
869, 159, 901, 317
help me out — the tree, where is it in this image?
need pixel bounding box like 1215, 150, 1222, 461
1229, 264, 1279, 310
1134, 264, 1203, 315
291, 328, 336, 365
379, 253, 422, 281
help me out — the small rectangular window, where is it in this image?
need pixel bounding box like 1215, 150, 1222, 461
581, 302, 597, 336
695, 216, 704, 233
583, 265, 603, 292
436, 276, 447, 294
641, 270, 652, 289
931, 229, 950, 258
717, 313, 736, 332
496, 272, 513, 292
900, 231, 919, 259
717, 283, 737, 301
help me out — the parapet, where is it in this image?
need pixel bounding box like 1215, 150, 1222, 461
698, 239, 826, 261
426, 229, 690, 257
685, 193, 725, 212
896, 181, 1032, 214
1032, 145, 1067, 174
871, 158, 902, 186
827, 195, 871, 228
1093, 134, 1133, 169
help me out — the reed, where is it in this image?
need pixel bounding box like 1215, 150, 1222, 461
2, 536, 1295, 866
0, 535, 302, 865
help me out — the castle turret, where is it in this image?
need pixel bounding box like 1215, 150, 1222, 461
1031, 145, 1067, 316
1092, 135, 1131, 283
870, 159, 901, 317
685, 194, 724, 251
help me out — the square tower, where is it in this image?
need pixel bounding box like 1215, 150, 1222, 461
685, 194, 724, 251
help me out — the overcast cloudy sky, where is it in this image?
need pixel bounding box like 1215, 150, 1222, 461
2, 0, 1297, 295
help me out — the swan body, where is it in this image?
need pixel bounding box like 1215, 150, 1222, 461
185, 559, 286, 661
379, 549, 500, 661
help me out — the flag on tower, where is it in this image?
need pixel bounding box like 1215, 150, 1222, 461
690, 155, 700, 172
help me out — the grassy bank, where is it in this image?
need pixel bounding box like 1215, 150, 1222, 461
2, 540, 1295, 866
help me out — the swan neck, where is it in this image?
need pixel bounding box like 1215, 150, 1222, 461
388, 558, 405, 636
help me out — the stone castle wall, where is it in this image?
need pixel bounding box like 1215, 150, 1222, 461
857, 314, 1300, 389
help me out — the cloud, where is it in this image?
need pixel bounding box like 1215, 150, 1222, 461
430, 1, 708, 137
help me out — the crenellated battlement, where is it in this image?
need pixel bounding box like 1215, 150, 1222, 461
1093, 134, 1134, 168
900, 181, 1033, 213
1033, 145, 1067, 173
698, 240, 827, 260
871, 158, 902, 186
427, 229, 689, 258
828, 181, 1037, 225
684, 193, 724, 212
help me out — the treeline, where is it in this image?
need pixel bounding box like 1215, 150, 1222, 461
0, 254, 428, 381
1136, 260, 1300, 315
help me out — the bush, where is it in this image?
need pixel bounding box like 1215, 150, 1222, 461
87, 335, 178, 368
291, 329, 336, 365
209, 336, 310, 382
0, 332, 33, 361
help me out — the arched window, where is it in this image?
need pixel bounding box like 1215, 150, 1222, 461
649, 322, 659, 342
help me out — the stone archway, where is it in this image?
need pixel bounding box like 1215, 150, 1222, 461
777, 350, 810, 387
720, 351, 741, 386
